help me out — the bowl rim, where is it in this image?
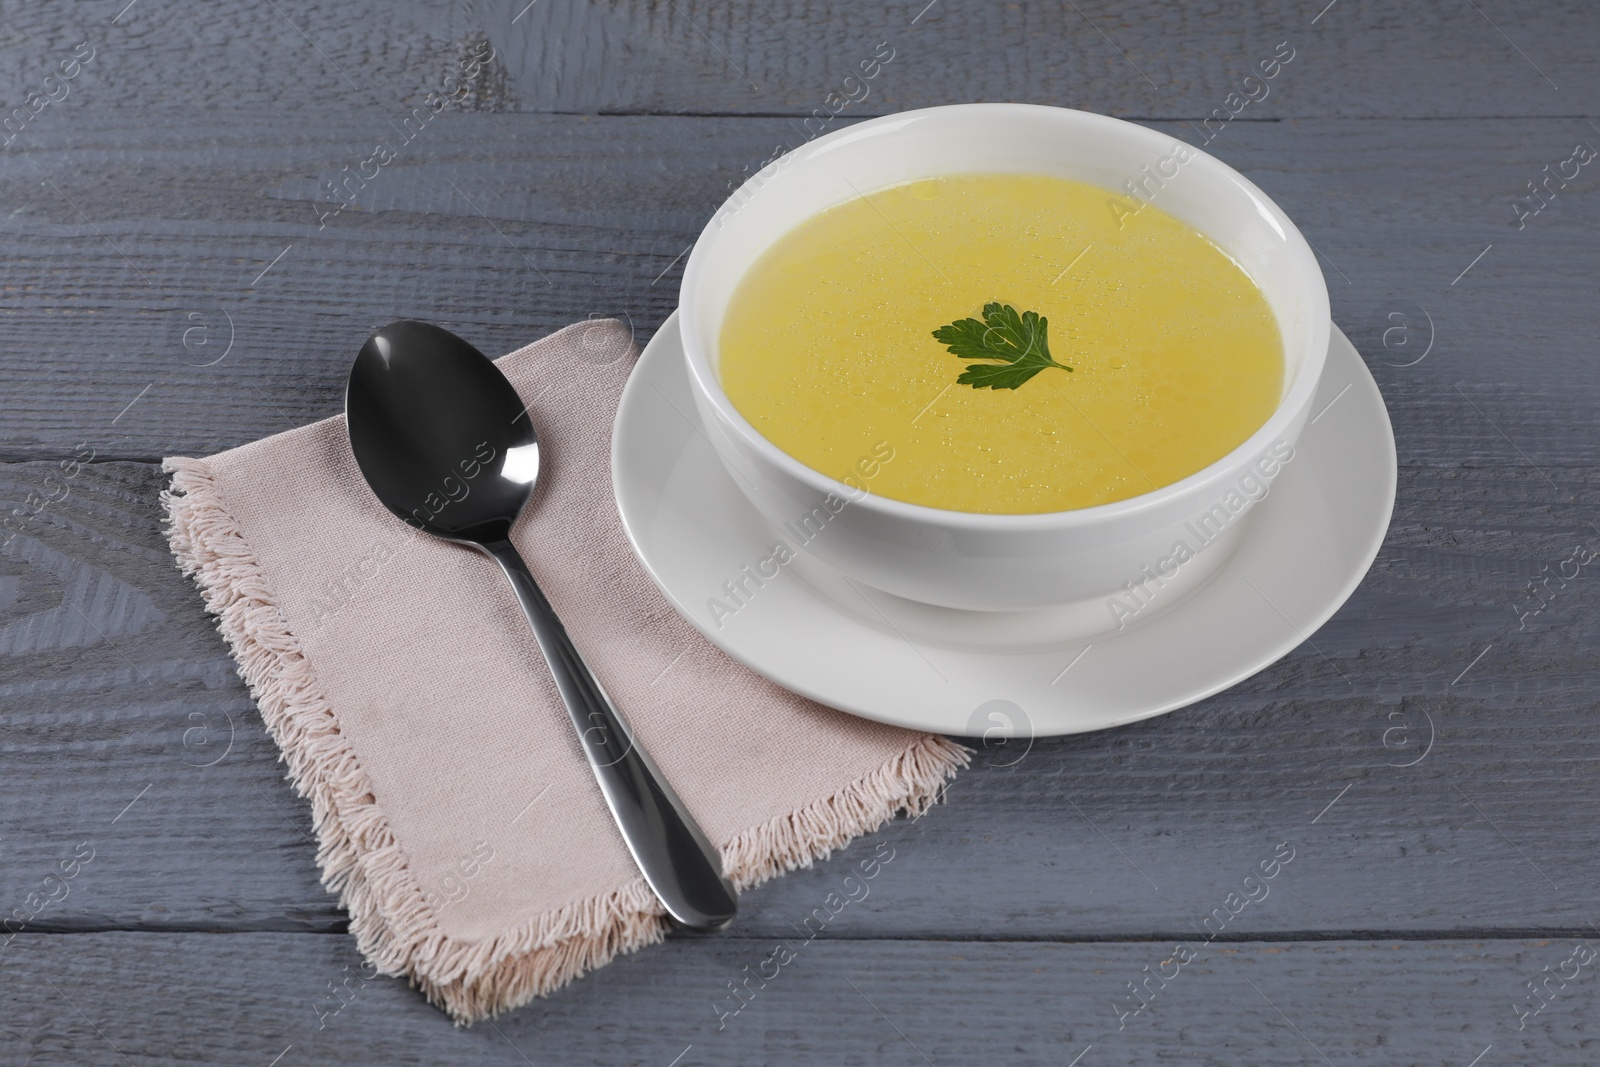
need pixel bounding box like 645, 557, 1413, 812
679, 102, 1331, 531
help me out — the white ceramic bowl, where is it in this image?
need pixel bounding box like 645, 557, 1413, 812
679, 103, 1329, 612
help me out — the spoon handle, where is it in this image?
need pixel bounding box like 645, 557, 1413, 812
481, 539, 738, 931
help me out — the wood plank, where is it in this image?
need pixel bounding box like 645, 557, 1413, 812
0, 2, 506, 126
0, 460, 345, 932
4, 931, 1593, 1064
2, 114, 1599, 463
6, 459, 1600, 937
480, 0, 1600, 120
3, 0, 1595, 121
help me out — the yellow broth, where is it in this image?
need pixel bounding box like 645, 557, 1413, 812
718, 173, 1284, 514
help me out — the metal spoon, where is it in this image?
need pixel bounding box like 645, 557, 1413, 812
344, 319, 737, 931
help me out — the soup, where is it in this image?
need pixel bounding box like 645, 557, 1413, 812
717, 173, 1283, 514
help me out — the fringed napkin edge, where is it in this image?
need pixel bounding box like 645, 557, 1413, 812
160, 448, 968, 1024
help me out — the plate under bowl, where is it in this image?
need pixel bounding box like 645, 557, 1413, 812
612, 311, 1395, 738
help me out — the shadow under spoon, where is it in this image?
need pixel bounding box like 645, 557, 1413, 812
344, 319, 737, 931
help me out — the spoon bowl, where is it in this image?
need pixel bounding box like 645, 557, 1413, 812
347, 320, 538, 544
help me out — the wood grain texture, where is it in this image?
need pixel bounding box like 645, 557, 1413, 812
477, 0, 1600, 120
4, 932, 1595, 1065
1, 0, 1595, 120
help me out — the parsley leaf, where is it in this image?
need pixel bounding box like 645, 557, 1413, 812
931, 302, 1072, 390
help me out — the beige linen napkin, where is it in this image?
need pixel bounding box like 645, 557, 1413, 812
161, 319, 967, 1023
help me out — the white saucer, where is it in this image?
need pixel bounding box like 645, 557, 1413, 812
612, 312, 1395, 737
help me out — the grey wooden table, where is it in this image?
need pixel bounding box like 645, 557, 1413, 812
4, 1, 1599, 1063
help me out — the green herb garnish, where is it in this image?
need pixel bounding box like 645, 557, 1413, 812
932, 302, 1072, 390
